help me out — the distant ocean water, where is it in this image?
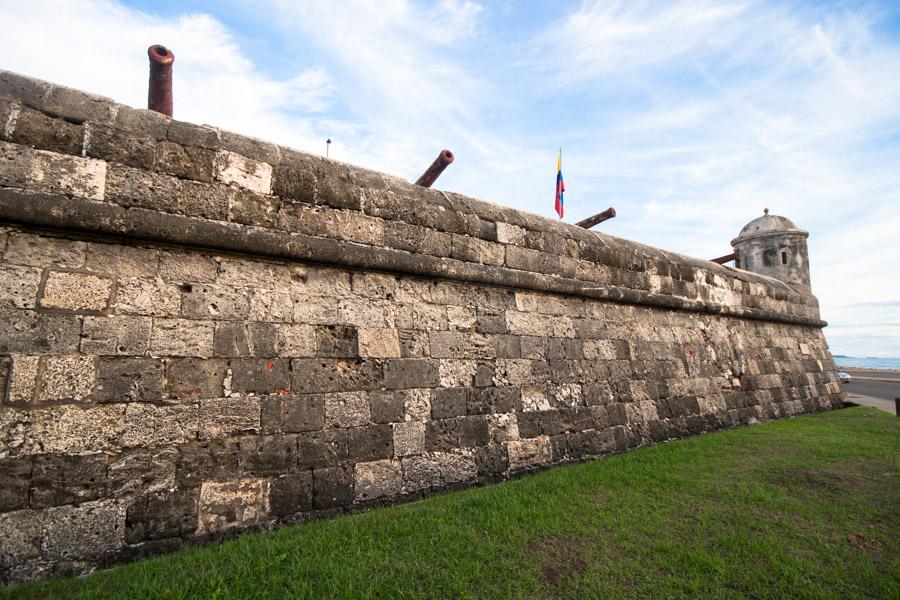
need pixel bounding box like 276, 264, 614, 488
832, 356, 900, 370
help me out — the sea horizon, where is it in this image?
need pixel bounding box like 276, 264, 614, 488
832, 355, 900, 371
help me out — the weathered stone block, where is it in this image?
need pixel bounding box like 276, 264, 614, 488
0, 456, 32, 511
271, 323, 314, 357
261, 394, 325, 433
151, 319, 214, 357
357, 327, 401, 358
155, 141, 215, 183
402, 451, 477, 491
297, 430, 348, 468
199, 396, 261, 439
42, 499, 126, 560
93, 357, 163, 403
125, 489, 198, 544
30, 453, 108, 508
0, 265, 42, 309
239, 435, 298, 475
393, 421, 425, 456
214, 322, 277, 357
122, 403, 198, 447
269, 472, 313, 517
165, 358, 227, 401
18, 145, 107, 200
0, 509, 44, 572
9, 104, 82, 155
158, 252, 219, 283
3, 354, 39, 404
229, 359, 291, 395
249, 288, 293, 323
115, 277, 181, 317
81, 315, 152, 355
313, 465, 353, 509
107, 447, 177, 496
214, 150, 273, 193
39, 355, 96, 402
0, 309, 80, 355
324, 391, 370, 427
383, 359, 439, 389
181, 284, 250, 320
506, 436, 552, 471
291, 358, 383, 393
4, 232, 86, 269
314, 325, 358, 358
197, 479, 269, 535
347, 424, 393, 461
176, 439, 239, 488
39, 270, 113, 312
354, 459, 402, 501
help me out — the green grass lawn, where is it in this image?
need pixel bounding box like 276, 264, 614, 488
5, 406, 899, 599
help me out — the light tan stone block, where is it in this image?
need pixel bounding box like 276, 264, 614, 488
324, 391, 370, 427
358, 327, 401, 358
507, 436, 552, 471
495, 222, 526, 245
121, 402, 198, 447
151, 318, 214, 357
4, 233, 86, 268
354, 459, 403, 500
6, 355, 39, 403
402, 451, 476, 491
199, 396, 260, 439
214, 149, 273, 194
197, 479, 269, 535
275, 324, 316, 356
393, 421, 425, 456
42, 500, 125, 560
39, 270, 113, 311
115, 277, 181, 316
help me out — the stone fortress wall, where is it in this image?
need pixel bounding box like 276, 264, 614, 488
0, 70, 845, 583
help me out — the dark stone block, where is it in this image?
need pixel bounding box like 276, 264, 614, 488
269, 472, 313, 517
214, 322, 278, 358
230, 190, 280, 228
239, 435, 298, 475
30, 454, 108, 508
540, 410, 567, 436
125, 489, 198, 544
517, 412, 542, 438
607, 403, 627, 426
492, 335, 521, 358
93, 357, 163, 403
230, 359, 291, 395
0, 355, 10, 402
347, 425, 392, 461
155, 141, 214, 183
165, 358, 227, 400
86, 122, 157, 170
10, 105, 82, 155
298, 430, 348, 468
458, 416, 490, 447
369, 390, 405, 423
474, 445, 508, 477
425, 419, 459, 452
474, 363, 494, 388
383, 359, 439, 389
0, 456, 32, 511
108, 448, 178, 497
273, 164, 316, 204
261, 394, 325, 434
313, 465, 353, 509
315, 325, 359, 358
0, 309, 81, 354
431, 388, 467, 420
291, 358, 383, 393
475, 309, 506, 334
176, 440, 239, 487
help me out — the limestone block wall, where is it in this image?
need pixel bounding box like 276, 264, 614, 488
0, 70, 845, 583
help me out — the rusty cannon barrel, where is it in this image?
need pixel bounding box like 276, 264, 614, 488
710, 252, 738, 265
415, 149, 454, 187
575, 207, 616, 229
148, 44, 175, 117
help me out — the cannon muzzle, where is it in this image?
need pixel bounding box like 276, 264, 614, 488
415, 149, 454, 187
575, 207, 616, 229
148, 44, 175, 117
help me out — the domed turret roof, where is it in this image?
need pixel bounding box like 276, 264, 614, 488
732, 209, 808, 244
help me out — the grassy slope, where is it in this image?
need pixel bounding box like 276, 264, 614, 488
6, 407, 899, 599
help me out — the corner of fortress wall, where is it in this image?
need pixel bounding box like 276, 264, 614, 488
0, 69, 845, 583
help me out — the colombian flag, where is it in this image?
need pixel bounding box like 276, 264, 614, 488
555, 149, 565, 219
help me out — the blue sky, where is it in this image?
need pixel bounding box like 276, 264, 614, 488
3, 0, 899, 356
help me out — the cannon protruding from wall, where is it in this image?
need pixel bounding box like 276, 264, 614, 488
575, 207, 616, 229
148, 44, 174, 117
731, 209, 811, 288
415, 149, 454, 187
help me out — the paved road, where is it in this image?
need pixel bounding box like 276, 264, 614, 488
841, 368, 900, 414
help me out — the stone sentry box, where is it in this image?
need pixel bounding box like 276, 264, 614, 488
0, 70, 845, 583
